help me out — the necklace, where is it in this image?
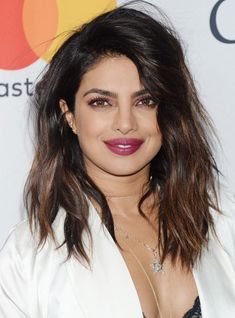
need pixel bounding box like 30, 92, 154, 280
114, 225, 164, 273
120, 240, 165, 318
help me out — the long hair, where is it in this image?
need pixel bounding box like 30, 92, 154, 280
25, 2, 220, 269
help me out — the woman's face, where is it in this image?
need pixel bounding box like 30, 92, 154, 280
64, 55, 162, 177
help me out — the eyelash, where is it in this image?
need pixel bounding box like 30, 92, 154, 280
88, 97, 112, 107
87, 96, 157, 108
137, 96, 158, 108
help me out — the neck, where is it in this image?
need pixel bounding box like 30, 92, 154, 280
86, 165, 152, 216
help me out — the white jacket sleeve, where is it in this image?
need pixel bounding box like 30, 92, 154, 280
0, 227, 31, 318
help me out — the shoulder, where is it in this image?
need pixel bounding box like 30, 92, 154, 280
0, 219, 34, 275
0, 220, 35, 315
0, 209, 67, 316
0, 209, 66, 291
0, 208, 66, 266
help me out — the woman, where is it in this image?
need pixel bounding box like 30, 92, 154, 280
0, 3, 235, 318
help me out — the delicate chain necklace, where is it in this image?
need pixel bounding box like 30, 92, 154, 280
119, 239, 165, 318
114, 225, 164, 273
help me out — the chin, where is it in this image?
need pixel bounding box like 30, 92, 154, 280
100, 163, 149, 177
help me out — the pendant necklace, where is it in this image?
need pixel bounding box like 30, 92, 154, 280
114, 225, 164, 273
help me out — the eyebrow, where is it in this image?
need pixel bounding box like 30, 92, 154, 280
83, 88, 149, 98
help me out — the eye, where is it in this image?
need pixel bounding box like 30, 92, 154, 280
88, 97, 112, 107
136, 96, 158, 108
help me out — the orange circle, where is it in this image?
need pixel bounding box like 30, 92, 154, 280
23, 0, 58, 59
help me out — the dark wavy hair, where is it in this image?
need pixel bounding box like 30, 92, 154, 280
25, 1, 220, 269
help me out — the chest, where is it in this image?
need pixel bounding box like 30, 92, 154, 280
31, 210, 235, 318
117, 236, 199, 318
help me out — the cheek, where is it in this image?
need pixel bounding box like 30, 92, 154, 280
152, 114, 161, 136
76, 112, 109, 140
147, 120, 162, 151
143, 115, 161, 137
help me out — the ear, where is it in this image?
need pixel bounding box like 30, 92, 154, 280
59, 99, 77, 135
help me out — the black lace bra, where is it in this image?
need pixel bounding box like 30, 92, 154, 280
143, 296, 201, 318
183, 297, 201, 318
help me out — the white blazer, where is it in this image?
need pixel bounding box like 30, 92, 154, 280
0, 190, 235, 318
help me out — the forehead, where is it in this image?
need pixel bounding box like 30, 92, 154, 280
77, 55, 144, 95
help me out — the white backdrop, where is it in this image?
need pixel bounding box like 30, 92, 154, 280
1, 0, 234, 247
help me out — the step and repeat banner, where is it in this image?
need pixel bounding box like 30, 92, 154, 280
0, 0, 234, 246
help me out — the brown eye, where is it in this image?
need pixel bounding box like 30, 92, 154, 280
136, 96, 157, 108
88, 97, 112, 107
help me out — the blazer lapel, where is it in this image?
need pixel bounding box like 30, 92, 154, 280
63, 202, 143, 318
193, 233, 235, 318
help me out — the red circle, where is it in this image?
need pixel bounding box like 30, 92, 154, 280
0, 0, 39, 70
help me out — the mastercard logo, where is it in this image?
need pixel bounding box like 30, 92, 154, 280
0, 0, 116, 70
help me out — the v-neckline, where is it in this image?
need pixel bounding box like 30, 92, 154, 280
88, 200, 203, 318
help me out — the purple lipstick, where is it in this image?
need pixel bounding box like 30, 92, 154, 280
104, 138, 144, 156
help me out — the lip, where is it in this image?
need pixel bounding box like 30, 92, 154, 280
104, 138, 144, 156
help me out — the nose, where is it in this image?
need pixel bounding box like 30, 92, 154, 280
112, 103, 137, 135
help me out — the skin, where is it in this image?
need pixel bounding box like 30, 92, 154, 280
60, 55, 162, 216
60, 56, 198, 318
